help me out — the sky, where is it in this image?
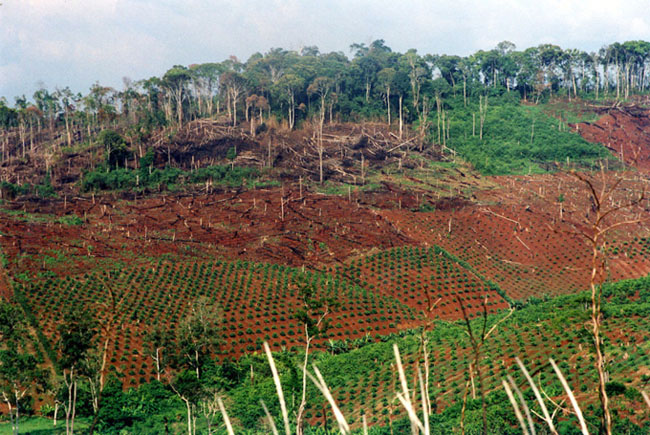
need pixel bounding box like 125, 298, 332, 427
1, 0, 650, 103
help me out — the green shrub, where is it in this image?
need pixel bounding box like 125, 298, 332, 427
605, 381, 626, 396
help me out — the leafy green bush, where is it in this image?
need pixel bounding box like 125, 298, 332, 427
81, 162, 260, 192
99, 130, 131, 169
605, 381, 626, 396
81, 167, 137, 191
35, 173, 57, 198
0, 181, 32, 199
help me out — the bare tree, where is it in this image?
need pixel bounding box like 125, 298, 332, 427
57, 305, 98, 435
144, 326, 173, 382
163, 66, 191, 128
307, 77, 333, 184
293, 276, 338, 435
457, 296, 513, 435
0, 302, 47, 435
570, 167, 645, 435
154, 297, 222, 435
221, 72, 246, 127
416, 287, 442, 418
377, 68, 396, 127
175, 297, 223, 380
479, 95, 488, 141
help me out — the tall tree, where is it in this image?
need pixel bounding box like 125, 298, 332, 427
401, 50, 432, 148
274, 73, 304, 130
33, 87, 58, 135
174, 296, 222, 381
377, 67, 396, 126
156, 297, 222, 435
163, 65, 191, 127
221, 71, 246, 126
57, 305, 98, 435
293, 277, 338, 435
54, 87, 79, 147
144, 326, 174, 383
307, 76, 333, 184
0, 302, 46, 435
189, 63, 223, 117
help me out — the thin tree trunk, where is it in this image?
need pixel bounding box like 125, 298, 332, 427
3, 399, 15, 435
195, 350, 200, 379
398, 95, 403, 140
296, 332, 312, 435
591, 233, 612, 434
65, 113, 72, 147
289, 91, 295, 130
185, 398, 192, 435
71, 381, 77, 435
386, 86, 391, 126
318, 97, 325, 184
463, 77, 467, 106
176, 88, 184, 128
15, 400, 19, 435
155, 348, 161, 382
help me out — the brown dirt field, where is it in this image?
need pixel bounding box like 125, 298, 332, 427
573, 105, 650, 170
19, 257, 417, 386
348, 247, 510, 320
0, 186, 417, 278
380, 171, 650, 299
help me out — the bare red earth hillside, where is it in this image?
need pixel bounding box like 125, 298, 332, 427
2, 104, 650, 385
573, 103, 650, 170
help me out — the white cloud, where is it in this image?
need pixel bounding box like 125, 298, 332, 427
2, 0, 650, 100
20, 0, 119, 20
0, 63, 21, 90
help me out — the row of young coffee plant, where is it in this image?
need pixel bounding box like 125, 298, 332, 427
30, 273, 647, 434
381, 207, 596, 299
338, 245, 511, 318
221, 274, 650, 432
17, 258, 421, 386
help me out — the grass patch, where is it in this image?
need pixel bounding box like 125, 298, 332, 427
442, 94, 611, 175
0, 416, 90, 434
314, 181, 382, 196
0, 209, 83, 226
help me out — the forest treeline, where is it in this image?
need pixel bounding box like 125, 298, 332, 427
1, 39, 650, 147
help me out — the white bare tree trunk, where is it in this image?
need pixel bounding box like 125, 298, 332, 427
399, 95, 403, 140
185, 398, 192, 435
318, 97, 326, 184
154, 347, 162, 382
296, 331, 312, 435
386, 86, 391, 126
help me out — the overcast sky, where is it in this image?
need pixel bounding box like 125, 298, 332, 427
1, 0, 650, 102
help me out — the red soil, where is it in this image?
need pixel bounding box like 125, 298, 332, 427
381, 171, 650, 299
20, 258, 417, 385
573, 106, 650, 170
3, 105, 650, 388
0, 186, 416, 279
